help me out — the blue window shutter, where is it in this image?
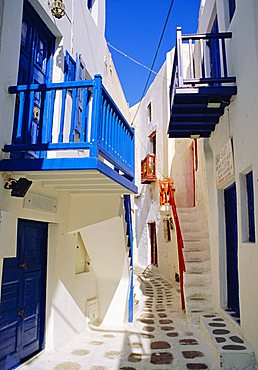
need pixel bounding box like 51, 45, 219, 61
75, 54, 85, 136
246, 171, 256, 242
64, 52, 76, 82
228, 0, 236, 22
64, 52, 86, 138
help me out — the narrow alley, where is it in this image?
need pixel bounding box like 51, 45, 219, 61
21, 269, 216, 370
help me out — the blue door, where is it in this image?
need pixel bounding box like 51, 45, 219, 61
209, 17, 221, 82
224, 183, 240, 317
13, 1, 55, 150
0, 220, 48, 370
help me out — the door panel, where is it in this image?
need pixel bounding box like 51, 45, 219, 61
149, 223, 158, 266
13, 1, 54, 150
224, 183, 240, 315
0, 220, 48, 370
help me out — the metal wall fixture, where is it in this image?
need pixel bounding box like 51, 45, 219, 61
4, 177, 33, 197
50, 0, 65, 19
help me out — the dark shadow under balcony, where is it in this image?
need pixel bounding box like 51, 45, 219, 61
168, 28, 237, 138
141, 154, 156, 184
0, 75, 137, 194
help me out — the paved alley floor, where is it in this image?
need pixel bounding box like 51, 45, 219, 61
21, 269, 217, 370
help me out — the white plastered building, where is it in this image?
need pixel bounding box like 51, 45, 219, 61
0, 1, 136, 367
134, 0, 258, 365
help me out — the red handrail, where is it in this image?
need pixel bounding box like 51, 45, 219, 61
159, 179, 186, 310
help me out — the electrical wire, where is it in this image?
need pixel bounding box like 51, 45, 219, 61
132, 0, 176, 125
107, 42, 158, 75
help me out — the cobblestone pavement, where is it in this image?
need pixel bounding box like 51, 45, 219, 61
21, 269, 218, 370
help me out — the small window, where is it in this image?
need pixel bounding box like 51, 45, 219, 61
87, 0, 94, 11
147, 102, 152, 123
228, 0, 236, 22
246, 171, 255, 242
163, 217, 174, 242
149, 131, 156, 155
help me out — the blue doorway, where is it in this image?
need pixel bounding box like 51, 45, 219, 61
13, 1, 55, 150
224, 183, 240, 317
0, 219, 48, 370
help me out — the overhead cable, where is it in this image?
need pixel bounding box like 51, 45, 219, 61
107, 42, 158, 75
132, 0, 175, 125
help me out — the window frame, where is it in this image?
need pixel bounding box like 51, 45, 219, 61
147, 102, 152, 123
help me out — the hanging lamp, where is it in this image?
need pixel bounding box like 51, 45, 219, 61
50, 0, 65, 19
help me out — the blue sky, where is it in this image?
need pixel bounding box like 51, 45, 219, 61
106, 0, 201, 107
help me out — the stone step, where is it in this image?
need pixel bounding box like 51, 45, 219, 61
183, 231, 209, 241
184, 286, 211, 300
187, 308, 216, 324
183, 239, 210, 252
183, 249, 210, 262
180, 221, 203, 233
200, 314, 257, 369
178, 210, 200, 223
177, 207, 198, 213
185, 261, 210, 274
184, 272, 211, 287
185, 297, 213, 314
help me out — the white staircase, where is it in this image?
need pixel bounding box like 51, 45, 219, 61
177, 207, 213, 321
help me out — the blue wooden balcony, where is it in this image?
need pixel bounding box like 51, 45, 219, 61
0, 75, 137, 194
168, 28, 237, 138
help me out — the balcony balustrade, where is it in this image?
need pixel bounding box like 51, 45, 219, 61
0, 75, 137, 193
141, 154, 156, 184
168, 27, 237, 138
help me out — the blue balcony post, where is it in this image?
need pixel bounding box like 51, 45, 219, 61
114, 116, 119, 157
101, 99, 107, 147
90, 74, 102, 158
26, 91, 35, 144
176, 27, 184, 87
131, 128, 135, 176
16, 92, 25, 140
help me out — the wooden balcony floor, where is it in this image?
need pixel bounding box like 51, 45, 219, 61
168, 86, 237, 138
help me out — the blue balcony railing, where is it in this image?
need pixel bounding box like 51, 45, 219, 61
168, 27, 237, 138
171, 27, 236, 98
5, 75, 135, 182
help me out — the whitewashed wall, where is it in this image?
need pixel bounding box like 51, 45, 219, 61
0, 0, 131, 350
132, 61, 179, 283
198, 0, 258, 358
0, 177, 129, 349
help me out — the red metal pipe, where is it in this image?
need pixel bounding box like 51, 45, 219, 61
159, 179, 186, 310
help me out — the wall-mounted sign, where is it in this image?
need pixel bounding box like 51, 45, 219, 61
24, 193, 58, 213
216, 139, 235, 188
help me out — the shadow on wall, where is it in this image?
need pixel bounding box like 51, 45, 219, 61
253, 0, 258, 65
79, 216, 130, 328
171, 139, 195, 208
46, 214, 129, 349
45, 223, 98, 349
135, 185, 152, 240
